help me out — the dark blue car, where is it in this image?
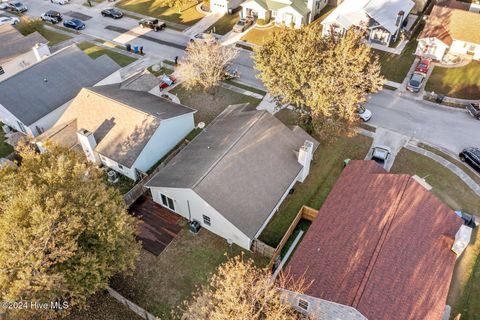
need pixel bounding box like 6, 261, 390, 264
63, 19, 85, 30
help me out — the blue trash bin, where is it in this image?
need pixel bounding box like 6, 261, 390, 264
133, 45, 139, 54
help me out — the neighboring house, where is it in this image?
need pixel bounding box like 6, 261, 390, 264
241, 0, 328, 28
0, 45, 119, 137
0, 24, 49, 81
321, 0, 414, 46
415, 5, 480, 61
283, 160, 471, 320
210, 0, 243, 14
35, 85, 196, 181
146, 104, 318, 250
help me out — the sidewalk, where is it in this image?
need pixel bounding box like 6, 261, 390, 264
183, 12, 222, 37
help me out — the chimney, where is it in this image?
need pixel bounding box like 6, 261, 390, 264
32, 43, 51, 62
451, 225, 473, 257
77, 129, 99, 163
297, 140, 314, 183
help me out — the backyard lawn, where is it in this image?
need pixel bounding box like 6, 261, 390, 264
241, 26, 280, 46
77, 42, 137, 67
116, 0, 204, 26
259, 131, 373, 247
425, 62, 480, 99
373, 23, 422, 83
390, 148, 480, 320
111, 225, 268, 319
0, 123, 14, 158
170, 84, 262, 123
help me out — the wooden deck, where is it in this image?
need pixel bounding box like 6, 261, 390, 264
129, 195, 182, 256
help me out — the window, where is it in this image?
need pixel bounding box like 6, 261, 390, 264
203, 215, 211, 226
16, 121, 26, 133
160, 193, 175, 211
118, 164, 123, 170
297, 298, 309, 311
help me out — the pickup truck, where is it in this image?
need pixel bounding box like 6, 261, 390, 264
138, 18, 166, 31
466, 103, 480, 120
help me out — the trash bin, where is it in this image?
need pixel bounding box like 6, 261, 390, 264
125, 43, 131, 51
343, 158, 351, 167
133, 45, 139, 54
228, 8, 233, 14
436, 94, 445, 104
139, 46, 143, 54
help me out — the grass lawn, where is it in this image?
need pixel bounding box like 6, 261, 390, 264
373, 23, 422, 83
259, 133, 373, 247
0, 123, 14, 158
36, 27, 71, 46
390, 148, 480, 319
241, 26, 280, 46
208, 10, 241, 35
111, 225, 268, 319
77, 42, 137, 67
116, 0, 204, 26
14, 19, 71, 46
425, 61, 480, 99
170, 85, 262, 123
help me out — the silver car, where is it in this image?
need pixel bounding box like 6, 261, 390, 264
370, 145, 392, 168
233, 17, 254, 33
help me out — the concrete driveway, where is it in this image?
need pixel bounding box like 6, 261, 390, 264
365, 128, 409, 171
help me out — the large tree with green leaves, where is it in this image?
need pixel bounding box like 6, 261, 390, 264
0, 144, 140, 319
254, 25, 384, 140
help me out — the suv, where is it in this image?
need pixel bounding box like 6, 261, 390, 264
459, 147, 480, 173
406, 72, 425, 93
41, 10, 62, 24
6, 1, 27, 13
138, 18, 165, 31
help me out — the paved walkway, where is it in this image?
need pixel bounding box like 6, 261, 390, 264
406, 144, 480, 197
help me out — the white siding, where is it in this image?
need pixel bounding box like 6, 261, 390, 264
28, 100, 71, 136
0, 102, 25, 133
149, 187, 252, 250
131, 113, 195, 173
99, 154, 137, 180
415, 38, 448, 61
211, 0, 243, 13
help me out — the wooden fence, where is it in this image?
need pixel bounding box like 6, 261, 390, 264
267, 205, 318, 270
107, 287, 158, 320
252, 239, 276, 258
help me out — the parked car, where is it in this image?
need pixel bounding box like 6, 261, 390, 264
190, 32, 217, 44
6, 1, 27, 13
233, 17, 254, 33
41, 10, 62, 24
357, 105, 372, 122
50, 0, 69, 4
406, 72, 425, 93
0, 16, 19, 25
138, 18, 165, 31
0, 1, 8, 10
63, 18, 85, 30
415, 59, 430, 74
370, 145, 392, 167
466, 103, 480, 120
223, 64, 239, 80
101, 7, 123, 19
159, 74, 176, 89
459, 147, 480, 173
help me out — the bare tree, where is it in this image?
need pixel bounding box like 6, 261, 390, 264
176, 38, 238, 92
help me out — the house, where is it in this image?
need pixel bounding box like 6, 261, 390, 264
321, 0, 415, 46
35, 85, 196, 181
415, 5, 480, 61
283, 160, 471, 320
210, 0, 243, 14
0, 45, 119, 137
146, 104, 318, 250
241, 0, 328, 28
0, 24, 48, 81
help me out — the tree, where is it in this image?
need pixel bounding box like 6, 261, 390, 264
253, 25, 384, 141
0, 144, 140, 319
178, 255, 310, 320
176, 39, 238, 92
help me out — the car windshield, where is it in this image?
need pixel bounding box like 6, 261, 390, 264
13, 2, 22, 6
373, 148, 388, 160
237, 20, 245, 25
358, 106, 366, 114
72, 19, 81, 24
418, 63, 427, 68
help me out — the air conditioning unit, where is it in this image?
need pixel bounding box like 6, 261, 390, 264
2, 125, 11, 134
107, 170, 119, 184
189, 220, 201, 235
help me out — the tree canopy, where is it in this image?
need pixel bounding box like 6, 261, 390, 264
0, 144, 140, 319
254, 25, 384, 140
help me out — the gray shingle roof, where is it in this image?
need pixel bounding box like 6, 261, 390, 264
146, 104, 318, 238
36, 85, 196, 167
0, 24, 47, 64
0, 45, 119, 126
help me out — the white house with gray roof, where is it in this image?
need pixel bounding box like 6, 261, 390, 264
241, 0, 328, 28
321, 0, 414, 45
36, 84, 196, 181
146, 104, 318, 250
0, 45, 119, 137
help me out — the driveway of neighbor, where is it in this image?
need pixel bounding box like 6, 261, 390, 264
365, 128, 409, 171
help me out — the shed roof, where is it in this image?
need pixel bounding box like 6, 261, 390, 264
286, 160, 462, 320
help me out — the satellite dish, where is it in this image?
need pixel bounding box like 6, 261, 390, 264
197, 122, 205, 129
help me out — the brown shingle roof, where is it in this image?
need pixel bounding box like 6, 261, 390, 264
286, 160, 462, 320
419, 5, 480, 45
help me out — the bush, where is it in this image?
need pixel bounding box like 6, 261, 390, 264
15, 16, 43, 36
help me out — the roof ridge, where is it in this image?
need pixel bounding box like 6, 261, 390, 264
191, 108, 266, 189
351, 174, 411, 308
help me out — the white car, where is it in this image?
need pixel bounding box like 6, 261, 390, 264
0, 16, 19, 25
357, 105, 372, 121
370, 145, 392, 168
50, 0, 69, 4
189, 33, 217, 45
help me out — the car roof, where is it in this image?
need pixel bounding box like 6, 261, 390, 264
411, 73, 424, 80
465, 147, 480, 156
46, 10, 60, 14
